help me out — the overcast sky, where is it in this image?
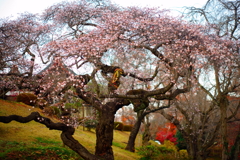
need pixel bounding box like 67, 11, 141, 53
0, 0, 206, 19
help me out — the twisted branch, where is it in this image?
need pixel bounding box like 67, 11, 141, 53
0, 112, 99, 160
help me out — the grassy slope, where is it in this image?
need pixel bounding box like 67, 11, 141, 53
0, 99, 140, 160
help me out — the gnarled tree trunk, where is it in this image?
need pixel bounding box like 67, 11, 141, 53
95, 103, 116, 160
125, 110, 144, 152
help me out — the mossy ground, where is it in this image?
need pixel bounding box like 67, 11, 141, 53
0, 99, 140, 160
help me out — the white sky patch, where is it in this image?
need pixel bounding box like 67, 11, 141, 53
112, 0, 204, 9
0, 0, 70, 19
0, 0, 207, 19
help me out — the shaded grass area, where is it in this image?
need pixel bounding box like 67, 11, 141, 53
0, 138, 81, 160
0, 99, 140, 160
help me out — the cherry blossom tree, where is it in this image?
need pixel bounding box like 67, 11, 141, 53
1, 0, 239, 159
0, 13, 51, 98
185, 1, 240, 159
160, 89, 222, 160
0, 13, 51, 75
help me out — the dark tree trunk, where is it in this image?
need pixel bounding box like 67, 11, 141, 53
142, 115, 151, 146
185, 134, 211, 160
220, 97, 229, 160
186, 138, 199, 160
95, 103, 116, 160
125, 106, 169, 152
75, 88, 130, 160
125, 111, 144, 152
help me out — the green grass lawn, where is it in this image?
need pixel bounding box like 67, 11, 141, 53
0, 99, 140, 160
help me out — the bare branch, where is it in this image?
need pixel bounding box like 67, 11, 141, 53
227, 101, 240, 122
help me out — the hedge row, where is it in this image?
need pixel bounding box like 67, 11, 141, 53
16, 93, 37, 106
16, 93, 48, 109
114, 122, 133, 131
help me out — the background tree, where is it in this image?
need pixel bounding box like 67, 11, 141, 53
185, 0, 240, 40
160, 89, 222, 160
185, 1, 240, 159
0, 13, 51, 98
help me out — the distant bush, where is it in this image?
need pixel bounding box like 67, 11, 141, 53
16, 93, 37, 106
137, 141, 191, 160
158, 145, 174, 154
161, 140, 178, 152
84, 119, 98, 131
156, 130, 177, 145
175, 131, 187, 150
179, 150, 189, 159
123, 125, 133, 131
35, 99, 48, 109
137, 145, 160, 160
114, 122, 123, 131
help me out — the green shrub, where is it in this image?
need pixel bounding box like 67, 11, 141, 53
158, 145, 174, 154
114, 122, 123, 131
123, 125, 133, 131
161, 140, 178, 152
16, 93, 37, 106
137, 145, 191, 160
137, 145, 160, 160
179, 150, 189, 159
175, 131, 187, 150
84, 119, 98, 131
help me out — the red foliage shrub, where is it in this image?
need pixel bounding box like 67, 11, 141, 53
155, 122, 177, 145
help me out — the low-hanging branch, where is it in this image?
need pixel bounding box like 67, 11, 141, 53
0, 112, 100, 160
122, 67, 159, 82
100, 82, 175, 99
95, 60, 160, 82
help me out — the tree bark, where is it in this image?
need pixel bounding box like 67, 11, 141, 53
75, 87, 130, 159
188, 140, 197, 160
95, 103, 116, 160
125, 105, 170, 152
142, 115, 151, 146
220, 97, 229, 160
125, 110, 144, 152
